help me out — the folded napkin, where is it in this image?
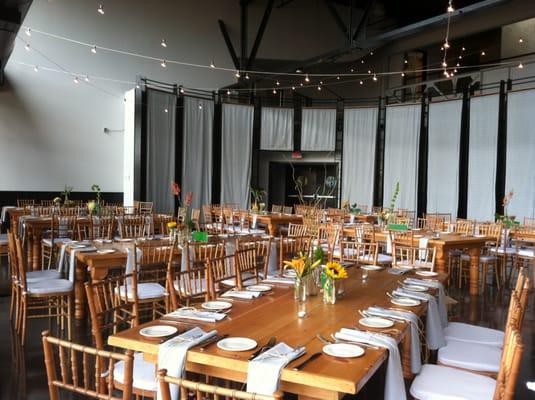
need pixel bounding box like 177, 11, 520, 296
418, 237, 429, 260
252, 214, 258, 229
158, 327, 217, 400
221, 290, 261, 299
387, 268, 409, 275
334, 328, 405, 400
262, 275, 295, 285
165, 308, 226, 323
366, 306, 421, 374
393, 289, 446, 349
246, 342, 305, 396
404, 278, 448, 328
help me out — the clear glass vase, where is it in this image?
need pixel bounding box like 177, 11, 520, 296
294, 276, 307, 302
323, 277, 336, 305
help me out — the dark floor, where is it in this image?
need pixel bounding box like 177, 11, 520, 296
0, 268, 533, 399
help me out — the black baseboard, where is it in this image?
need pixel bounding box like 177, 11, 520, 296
0, 191, 124, 211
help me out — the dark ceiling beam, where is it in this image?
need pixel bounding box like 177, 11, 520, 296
351, 0, 374, 42
218, 19, 240, 70
323, 0, 349, 38
246, 0, 275, 70
0, 6, 22, 26
240, 0, 248, 70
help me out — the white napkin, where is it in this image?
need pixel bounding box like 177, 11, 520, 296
386, 234, 393, 254
393, 289, 446, 349
165, 308, 226, 323
220, 290, 261, 299
125, 247, 142, 286
334, 328, 406, 400
246, 342, 305, 396
57, 243, 68, 271
262, 275, 294, 285
418, 237, 429, 260
527, 382, 535, 391
367, 306, 421, 374
404, 278, 448, 328
350, 214, 355, 224
252, 214, 258, 229
157, 327, 217, 400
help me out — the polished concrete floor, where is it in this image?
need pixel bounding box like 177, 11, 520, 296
0, 269, 533, 399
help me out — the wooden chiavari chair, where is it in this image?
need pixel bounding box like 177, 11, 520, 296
454, 219, 475, 235
173, 258, 211, 306
339, 240, 379, 267
278, 235, 311, 274
118, 215, 149, 238
42, 331, 134, 400
413, 246, 436, 271
42, 215, 78, 268
17, 199, 34, 208
392, 244, 414, 269
157, 369, 282, 400
138, 201, 153, 214
288, 223, 308, 237
271, 204, 283, 213
154, 214, 176, 235
237, 235, 272, 279
15, 237, 72, 345
354, 223, 376, 243
371, 206, 382, 214
234, 247, 261, 289
302, 214, 321, 239
222, 207, 237, 233
357, 204, 369, 213
184, 241, 225, 271
317, 224, 341, 260
282, 206, 293, 214
58, 206, 80, 216
40, 199, 54, 206
206, 253, 238, 299
90, 215, 116, 240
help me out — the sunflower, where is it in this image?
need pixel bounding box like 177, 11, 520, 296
324, 261, 348, 280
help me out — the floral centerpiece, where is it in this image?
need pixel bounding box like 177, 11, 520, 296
380, 181, 400, 226
283, 252, 321, 301
250, 187, 266, 212
62, 185, 74, 206
496, 190, 517, 228
321, 261, 348, 304
89, 184, 101, 215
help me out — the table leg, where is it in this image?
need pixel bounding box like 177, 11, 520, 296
74, 260, 87, 320
468, 247, 481, 296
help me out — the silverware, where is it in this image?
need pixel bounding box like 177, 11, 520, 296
292, 352, 321, 370
249, 336, 276, 360
199, 334, 228, 351
315, 334, 331, 345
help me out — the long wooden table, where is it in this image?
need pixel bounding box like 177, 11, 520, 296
109, 268, 444, 400
343, 226, 490, 296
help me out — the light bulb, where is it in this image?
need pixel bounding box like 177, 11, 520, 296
453, 68, 457, 73
462, 46, 466, 51
91, 45, 97, 54
226, 89, 231, 95
519, 38, 524, 43
350, 68, 354, 72
136, 84, 140, 89
442, 61, 447, 67
300, 82, 304, 86
361, 59, 365, 64
443, 70, 449, 77
305, 74, 310, 82
210, 61, 215, 68
235, 70, 240, 78
245, 73, 250, 80
370, 51, 374, 55
164, 108, 168, 113
441, 46, 444, 51
518, 62, 524, 69
456, 62, 460, 67
404, 59, 408, 64
97, 4, 104, 14
161, 39, 167, 48
444, 41, 450, 49
198, 103, 203, 110
25, 28, 31, 36
24, 43, 30, 51
359, 80, 363, 85
367, 69, 371, 74
74, 76, 80, 84
292, 86, 296, 90
336, 76, 340, 80
372, 74, 377, 81
401, 72, 405, 77
317, 85, 321, 91
161, 59, 167, 68
33, 65, 38, 72
320, 81, 323, 84
84, 75, 90, 82
272, 89, 277, 94
180, 88, 185, 94
481, 51, 486, 56
459, 55, 463, 59
447, 5, 454, 12
276, 81, 280, 86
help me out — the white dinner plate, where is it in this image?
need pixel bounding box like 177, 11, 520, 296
139, 325, 178, 338
361, 265, 383, 271
97, 249, 116, 254
201, 301, 233, 311
322, 343, 365, 358
416, 270, 438, 277
391, 297, 421, 307
358, 316, 394, 328
246, 284, 272, 292
217, 337, 257, 352
402, 284, 428, 292
283, 269, 297, 278
116, 238, 134, 242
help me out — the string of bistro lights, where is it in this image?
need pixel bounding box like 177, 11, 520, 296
15, 1, 530, 97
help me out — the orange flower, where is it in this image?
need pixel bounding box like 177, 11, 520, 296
171, 182, 181, 196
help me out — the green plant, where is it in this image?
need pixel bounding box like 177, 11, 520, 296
61, 185, 73, 203
250, 187, 266, 205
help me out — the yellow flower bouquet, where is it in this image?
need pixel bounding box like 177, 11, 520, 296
321, 261, 347, 305
283, 252, 321, 301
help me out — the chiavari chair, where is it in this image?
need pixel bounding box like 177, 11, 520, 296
371, 206, 382, 214
236, 235, 272, 280
206, 253, 238, 299
317, 224, 341, 261
271, 204, 283, 213
138, 201, 153, 214
58, 206, 80, 216
17, 199, 35, 208
302, 214, 321, 239
278, 235, 311, 274
173, 258, 211, 306
288, 223, 308, 237
294, 204, 306, 215
234, 247, 261, 289
85, 273, 157, 397
184, 241, 226, 272
222, 207, 237, 233
282, 206, 293, 214
154, 214, 176, 235
454, 218, 476, 235
42, 215, 78, 268
354, 223, 375, 243
392, 244, 414, 269
357, 204, 368, 213
413, 246, 436, 270
118, 215, 148, 238
157, 369, 282, 400
40, 199, 55, 206
339, 240, 379, 267
15, 237, 72, 346
42, 331, 134, 400
32, 205, 54, 216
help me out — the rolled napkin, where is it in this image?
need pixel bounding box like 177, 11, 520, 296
404, 278, 447, 328
221, 289, 261, 299
334, 328, 406, 400
366, 306, 421, 374
418, 237, 429, 260
393, 289, 446, 349
158, 327, 217, 400
165, 308, 227, 323
246, 342, 305, 396
262, 275, 294, 285
252, 214, 258, 229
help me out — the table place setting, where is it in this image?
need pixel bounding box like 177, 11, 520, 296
386, 292, 421, 307
403, 277, 448, 327
246, 342, 306, 396
261, 274, 295, 285
158, 326, 218, 400
164, 307, 228, 323
220, 288, 262, 299
333, 328, 406, 400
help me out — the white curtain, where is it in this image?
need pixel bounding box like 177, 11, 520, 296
427, 100, 462, 217
221, 104, 254, 208
260, 107, 293, 150
342, 107, 378, 208
467, 95, 499, 221
301, 108, 336, 151
182, 96, 214, 210
146, 89, 176, 214
383, 104, 421, 211
506, 90, 535, 220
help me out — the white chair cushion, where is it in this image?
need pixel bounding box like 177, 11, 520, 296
438, 341, 501, 373
444, 322, 504, 348
0, 233, 7, 245
489, 247, 516, 255
460, 254, 497, 262
410, 364, 496, 400
114, 352, 157, 393
117, 283, 166, 300
220, 272, 257, 287
26, 269, 62, 283
42, 237, 72, 246
517, 249, 535, 258
174, 278, 207, 296
27, 279, 72, 295
376, 254, 393, 264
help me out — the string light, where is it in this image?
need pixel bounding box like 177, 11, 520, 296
350, 68, 354, 72
367, 69, 371, 74
300, 82, 304, 87
180, 87, 185, 94
336, 76, 340, 80
24, 43, 30, 51
164, 108, 168, 113
73, 76, 80, 84
276, 80, 280, 86
359, 80, 363, 85
235, 70, 240, 78
226, 89, 231, 95
442, 61, 447, 67
210, 61, 215, 68
136, 84, 140, 89
481, 51, 486, 56
317, 85, 321, 91
404, 59, 408, 64
458, 55, 463, 59
305, 74, 310, 82
245, 73, 250, 80
160, 59, 167, 68
292, 86, 296, 90
91, 45, 97, 54
272, 89, 277, 94
198, 102, 203, 110
372, 74, 377, 81
370, 51, 374, 56
84, 75, 90, 82
361, 60, 365, 64
97, 4, 104, 15
444, 41, 450, 49
518, 38, 524, 44
401, 72, 405, 77
161, 39, 167, 48
518, 62, 524, 69
25, 28, 31, 36
33, 65, 38, 72
447, 1, 454, 13
462, 46, 466, 51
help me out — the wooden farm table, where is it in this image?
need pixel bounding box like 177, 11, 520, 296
249, 213, 303, 236
342, 226, 490, 296
109, 269, 444, 400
